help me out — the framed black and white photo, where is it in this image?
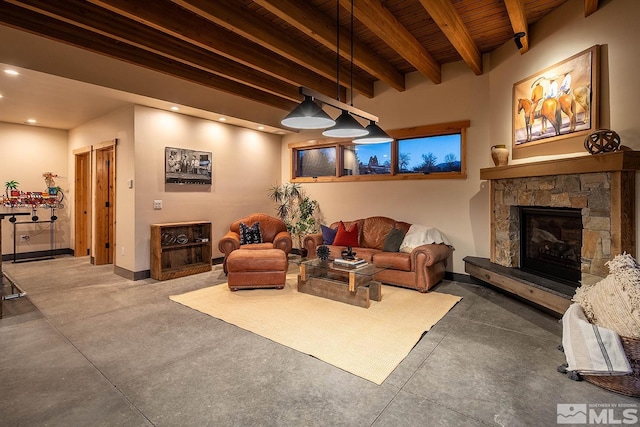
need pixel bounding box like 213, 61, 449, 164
165, 147, 212, 185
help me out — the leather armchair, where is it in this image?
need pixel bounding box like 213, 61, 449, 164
218, 213, 292, 274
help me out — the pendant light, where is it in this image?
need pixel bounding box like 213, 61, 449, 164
281, 95, 335, 129
322, 0, 368, 138
323, 110, 368, 137
353, 120, 394, 144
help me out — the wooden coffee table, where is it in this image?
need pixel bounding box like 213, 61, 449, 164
297, 259, 385, 308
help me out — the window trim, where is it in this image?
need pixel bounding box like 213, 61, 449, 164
289, 120, 469, 182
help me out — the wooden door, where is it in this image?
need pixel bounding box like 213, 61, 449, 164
94, 146, 115, 265
74, 150, 91, 256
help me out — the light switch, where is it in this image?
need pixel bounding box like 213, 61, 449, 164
153, 200, 162, 210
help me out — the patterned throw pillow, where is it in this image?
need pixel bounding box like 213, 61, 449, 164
239, 222, 262, 245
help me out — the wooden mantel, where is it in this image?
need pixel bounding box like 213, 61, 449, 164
480, 151, 640, 180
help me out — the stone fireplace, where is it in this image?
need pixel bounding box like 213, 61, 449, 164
488, 151, 640, 283
492, 171, 615, 286
465, 151, 640, 314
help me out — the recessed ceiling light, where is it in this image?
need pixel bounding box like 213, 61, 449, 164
4, 69, 19, 76
0, 94, 3, 99
258, 126, 265, 131
218, 117, 226, 122
26, 118, 37, 124
170, 106, 179, 111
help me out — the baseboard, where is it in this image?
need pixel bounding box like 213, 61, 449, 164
113, 265, 150, 281
3, 248, 73, 262
444, 271, 474, 284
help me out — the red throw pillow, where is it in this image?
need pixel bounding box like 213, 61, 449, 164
333, 221, 359, 247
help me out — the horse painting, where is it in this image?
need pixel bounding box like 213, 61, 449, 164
558, 93, 576, 132
540, 98, 562, 135
539, 94, 576, 136
573, 85, 590, 124
517, 98, 534, 142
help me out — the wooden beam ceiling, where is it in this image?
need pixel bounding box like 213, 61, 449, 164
504, 0, 529, 54
87, 0, 345, 100
417, 0, 482, 75
253, 0, 405, 92
0, 0, 585, 115
172, 0, 374, 98
585, 0, 599, 17
343, 0, 441, 85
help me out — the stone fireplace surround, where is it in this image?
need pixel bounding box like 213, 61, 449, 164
465, 151, 640, 314
486, 151, 640, 285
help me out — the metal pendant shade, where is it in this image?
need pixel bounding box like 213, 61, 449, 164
353, 121, 393, 144
322, 110, 369, 137
281, 95, 336, 129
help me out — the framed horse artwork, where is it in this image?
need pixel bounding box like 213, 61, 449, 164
512, 45, 599, 156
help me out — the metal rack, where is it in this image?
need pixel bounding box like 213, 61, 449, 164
11, 207, 59, 263
0, 211, 30, 319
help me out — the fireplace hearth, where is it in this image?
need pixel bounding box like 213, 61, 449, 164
464, 152, 640, 314
520, 207, 582, 286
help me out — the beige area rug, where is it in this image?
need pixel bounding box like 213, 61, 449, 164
170, 275, 461, 384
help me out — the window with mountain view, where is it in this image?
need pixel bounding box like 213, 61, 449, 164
289, 120, 468, 182
397, 134, 461, 174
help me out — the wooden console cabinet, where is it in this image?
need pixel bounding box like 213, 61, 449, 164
151, 221, 212, 280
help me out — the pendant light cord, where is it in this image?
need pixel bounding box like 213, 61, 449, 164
350, 0, 354, 106
335, 0, 340, 101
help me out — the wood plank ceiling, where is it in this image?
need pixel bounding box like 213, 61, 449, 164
0, 0, 598, 114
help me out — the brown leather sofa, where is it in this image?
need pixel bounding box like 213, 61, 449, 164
303, 216, 453, 292
218, 213, 293, 274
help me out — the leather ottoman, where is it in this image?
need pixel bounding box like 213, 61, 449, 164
227, 248, 288, 291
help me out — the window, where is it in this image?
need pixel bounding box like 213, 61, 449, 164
289, 120, 468, 182
343, 142, 391, 176
295, 146, 336, 178
397, 134, 461, 174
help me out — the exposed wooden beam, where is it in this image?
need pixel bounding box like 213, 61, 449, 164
7, 0, 301, 101
0, 2, 297, 111
504, 0, 529, 54
418, 0, 482, 74
585, 0, 599, 17
254, 0, 405, 92
342, 0, 441, 85
173, 0, 375, 98
89, 0, 343, 101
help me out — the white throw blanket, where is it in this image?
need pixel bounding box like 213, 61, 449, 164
399, 224, 453, 253
562, 303, 632, 376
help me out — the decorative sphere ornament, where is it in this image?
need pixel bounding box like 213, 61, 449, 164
316, 245, 330, 261
584, 129, 621, 154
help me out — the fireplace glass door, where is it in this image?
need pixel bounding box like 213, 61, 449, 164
520, 207, 582, 286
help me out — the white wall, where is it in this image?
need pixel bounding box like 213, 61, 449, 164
284, 61, 492, 275
283, 0, 640, 275
69, 105, 135, 269
132, 106, 282, 273
0, 122, 69, 256
70, 106, 283, 274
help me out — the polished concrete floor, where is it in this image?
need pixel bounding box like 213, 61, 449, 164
0, 256, 637, 426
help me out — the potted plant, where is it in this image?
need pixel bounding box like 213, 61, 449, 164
5, 180, 19, 198
268, 183, 319, 256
